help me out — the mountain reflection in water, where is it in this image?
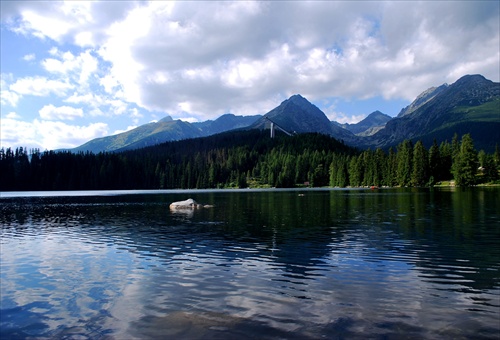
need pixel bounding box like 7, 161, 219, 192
0, 188, 499, 339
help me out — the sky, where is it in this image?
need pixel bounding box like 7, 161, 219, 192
1, 1, 499, 151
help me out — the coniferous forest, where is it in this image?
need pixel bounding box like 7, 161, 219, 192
1, 130, 499, 191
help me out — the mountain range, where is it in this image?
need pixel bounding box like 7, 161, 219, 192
359, 74, 500, 151
333, 110, 391, 136
72, 74, 500, 153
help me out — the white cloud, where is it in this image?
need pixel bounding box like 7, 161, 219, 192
96, 3, 158, 106
15, 9, 74, 41
90, 1, 411, 117
65, 92, 100, 106
322, 101, 367, 124
1, 87, 20, 107
39, 104, 83, 121
1, 75, 20, 107
10, 76, 72, 97
99, 74, 120, 94
42, 49, 98, 88
6, 111, 21, 119
23, 53, 36, 61
6, 2, 91, 42
0, 118, 36, 149
33, 119, 108, 150
1, 1, 499, 150
328, 111, 367, 125
1, 117, 109, 150
64, 91, 134, 118
74, 31, 93, 47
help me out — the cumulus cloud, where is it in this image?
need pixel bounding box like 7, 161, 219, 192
42, 49, 98, 87
0, 1, 136, 46
1, 0, 499, 149
22, 53, 36, 61
6, 2, 500, 112
1, 77, 20, 107
10, 76, 72, 97
89, 1, 499, 120
39, 104, 83, 120
6, 112, 21, 119
1, 117, 109, 150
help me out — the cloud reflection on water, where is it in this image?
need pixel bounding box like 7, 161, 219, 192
1, 189, 499, 339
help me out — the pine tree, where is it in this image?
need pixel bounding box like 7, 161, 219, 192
396, 140, 413, 187
374, 148, 386, 187
329, 159, 336, 187
439, 140, 452, 181
349, 156, 361, 187
451, 133, 460, 179
453, 134, 478, 186
385, 147, 398, 187
336, 157, 349, 187
412, 140, 429, 186
482, 154, 498, 182
361, 150, 374, 186
494, 144, 500, 172
428, 139, 440, 182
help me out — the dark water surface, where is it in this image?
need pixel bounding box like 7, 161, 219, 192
1, 188, 499, 339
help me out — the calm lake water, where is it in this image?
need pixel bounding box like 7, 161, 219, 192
1, 188, 499, 339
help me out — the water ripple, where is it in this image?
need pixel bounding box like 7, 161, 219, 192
1, 189, 499, 339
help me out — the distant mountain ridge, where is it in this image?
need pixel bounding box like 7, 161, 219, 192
397, 84, 449, 117
360, 74, 500, 151
340, 110, 391, 135
73, 114, 261, 153
193, 113, 262, 136
72, 118, 204, 154
72, 74, 500, 153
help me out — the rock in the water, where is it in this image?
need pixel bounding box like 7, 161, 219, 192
169, 198, 214, 210
169, 198, 202, 210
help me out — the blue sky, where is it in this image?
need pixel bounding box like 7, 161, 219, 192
1, 1, 499, 150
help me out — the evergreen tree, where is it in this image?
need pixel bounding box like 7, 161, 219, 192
482, 154, 499, 182
361, 150, 374, 186
329, 157, 338, 187
396, 140, 413, 187
4, 130, 486, 191
453, 134, 478, 186
412, 140, 429, 186
374, 148, 386, 187
494, 144, 500, 172
451, 133, 460, 179
336, 156, 349, 187
439, 140, 453, 181
349, 156, 361, 187
385, 147, 398, 187
478, 150, 487, 169
428, 139, 440, 182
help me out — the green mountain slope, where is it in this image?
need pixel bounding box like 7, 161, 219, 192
72, 118, 203, 154
357, 75, 500, 151
250, 94, 356, 143
71, 74, 499, 154
72, 114, 260, 153
193, 113, 261, 135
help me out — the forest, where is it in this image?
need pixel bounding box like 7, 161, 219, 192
1, 130, 499, 191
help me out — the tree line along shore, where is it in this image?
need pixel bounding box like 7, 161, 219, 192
1, 130, 499, 191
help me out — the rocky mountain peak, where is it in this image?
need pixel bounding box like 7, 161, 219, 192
158, 115, 174, 123
340, 110, 392, 135
397, 84, 449, 117
287, 94, 308, 104
433, 74, 499, 109
454, 74, 488, 85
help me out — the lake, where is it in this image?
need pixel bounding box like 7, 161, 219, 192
1, 188, 499, 339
